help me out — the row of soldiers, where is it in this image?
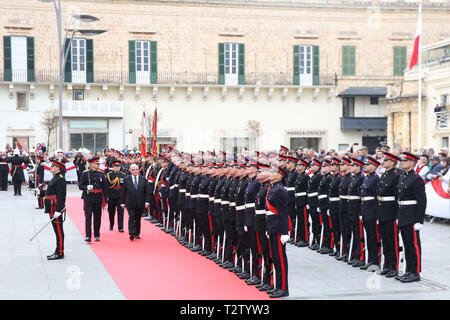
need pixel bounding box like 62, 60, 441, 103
135, 145, 427, 299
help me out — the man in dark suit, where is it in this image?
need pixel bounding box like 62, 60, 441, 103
121, 164, 150, 241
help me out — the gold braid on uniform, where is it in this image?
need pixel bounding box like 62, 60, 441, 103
107, 172, 119, 187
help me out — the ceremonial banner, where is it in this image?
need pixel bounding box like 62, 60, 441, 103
151, 108, 158, 156
409, 2, 421, 70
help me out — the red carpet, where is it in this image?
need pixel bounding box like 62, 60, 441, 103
66, 197, 273, 300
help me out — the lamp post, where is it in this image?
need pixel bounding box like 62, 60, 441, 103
38, 0, 106, 150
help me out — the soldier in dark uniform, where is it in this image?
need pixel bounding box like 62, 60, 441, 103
360, 156, 381, 271
306, 159, 323, 250
6, 149, 29, 196
205, 161, 219, 260
177, 160, 190, 245
293, 159, 310, 247
44, 160, 67, 260
234, 160, 250, 279
284, 156, 298, 243
347, 157, 365, 268
327, 157, 342, 256
188, 162, 202, 251
35, 156, 46, 209
106, 160, 125, 232
317, 159, 334, 254
377, 152, 402, 278
396, 152, 426, 283
184, 162, 196, 248
167, 157, 180, 235
254, 163, 272, 292
265, 165, 290, 298
336, 157, 352, 262
196, 163, 213, 256
73, 153, 86, 183
219, 162, 234, 268
0, 151, 9, 191
227, 160, 242, 274
78, 157, 107, 242
244, 159, 262, 285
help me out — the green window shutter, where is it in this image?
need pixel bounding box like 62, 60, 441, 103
3, 36, 12, 81
26, 37, 35, 82
86, 39, 94, 83
150, 41, 157, 84
238, 43, 245, 85
218, 43, 224, 85
64, 39, 72, 83
293, 45, 299, 85
312, 45, 320, 86
342, 45, 355, 76
129, 40, 136, 84
393, 46, 407, 76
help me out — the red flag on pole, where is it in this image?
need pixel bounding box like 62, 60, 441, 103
409, 3, 422, 70
151, 108, 158, 156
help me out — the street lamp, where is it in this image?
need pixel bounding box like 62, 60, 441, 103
38, 0, 107, 150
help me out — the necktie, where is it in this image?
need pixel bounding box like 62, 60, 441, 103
134, 176, 138, 189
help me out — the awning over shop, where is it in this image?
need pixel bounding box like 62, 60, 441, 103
338, 87, 387, 97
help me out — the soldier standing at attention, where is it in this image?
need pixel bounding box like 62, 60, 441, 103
396, 152, 426, 283
106, 160, 126, 232
79, 157, 107, 242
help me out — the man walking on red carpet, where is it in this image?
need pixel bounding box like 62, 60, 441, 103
121, 164, 150, 241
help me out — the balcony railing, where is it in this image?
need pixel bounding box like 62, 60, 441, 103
340, 117, 387, 131
0, 69, 335, 87
435, 110, 449, 130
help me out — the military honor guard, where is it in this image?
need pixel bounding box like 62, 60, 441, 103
106, 160, 126, 232
396, 152, 426, 283
79, 157, 107, 242
0, 150, 9, 191
337, 157, 353, 262
44, 160, 67, 260
35, 155, 46, 209
317, 159, 334, 254
293, 158, 310, 247
306, 158, 323, 250
327, 157, 342, 256
7, 149, 29, 196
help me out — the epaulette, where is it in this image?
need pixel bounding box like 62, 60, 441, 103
58, 174, 63, 178
83, 169, 90, 173
120, 171, 126, 175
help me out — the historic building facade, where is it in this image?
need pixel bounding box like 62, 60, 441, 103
1, 0, 449, 153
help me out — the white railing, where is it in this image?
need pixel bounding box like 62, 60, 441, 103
61, 101, 124, 118
435, 110, 448, 129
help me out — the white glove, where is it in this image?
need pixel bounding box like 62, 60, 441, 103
414, 223, 423, 231
327, 209, 330, 216
87, 185, 93, 191
244, 225, 248, 232
265, 231, 270, 239
121, 204, 125, 208
53, 211, 61, 218
280, 234, 290, 245
145, 202, 149, 208
359, 215, 363, 222
317, 207, 320, 212
396, 219, 398, 225
306, 205, 310, 210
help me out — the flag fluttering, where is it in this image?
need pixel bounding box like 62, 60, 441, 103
151, 108, 158, 157
409, 2, 422, 70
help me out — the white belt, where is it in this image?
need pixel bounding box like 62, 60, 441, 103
236, 205, 246, 211
191, 195, 198, 199
378, 196, 396, 201
307, 192, 318, 197
340, 195, 349, 200
169, 185, 175, 190
361, 196, 375, 201
186, 192, 191, 196
398, 200, 417, 206
214, 199, 221, 203
348, 196, 360, 200
245, 203, 255, 208
229, 202, 236, 207
221, 201, 229, 205
0, 163, 7, 165
285, 187, 295, 191
329, 197, 340, 202
318, 194, 328, 200
255, 209, 266, 215
266, 211, 277, 216
198, 194, 209, 198
209, 197, 214, 202
179, 189, 186, 193
295, 192, 306, 197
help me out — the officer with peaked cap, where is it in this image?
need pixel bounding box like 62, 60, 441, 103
360, 156, 381, 271
377, 152, 402, 278
347, 157, 365, 268
317, 159, 334, 255
79, 157, 108, 242
306, 159, 323, 251
106, 160, 126, 232
6, 149, 29, 196
35, 156, 46, 209
293, 158, 310, 247
396, 152, 426, 283
336, 157, 352, 262
327, 157, 342, 256
265, 165, 290, 298
284, 156, 299, 243
44, 160, 67, 260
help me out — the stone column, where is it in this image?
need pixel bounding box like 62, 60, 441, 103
387, 111, 394, 149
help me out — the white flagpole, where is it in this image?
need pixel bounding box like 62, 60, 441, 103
417, 1, 423, 151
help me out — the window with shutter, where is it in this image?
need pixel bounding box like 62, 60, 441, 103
27, 37, 34, 82
393, 46, 407, 77
3, 36, 12, 81
129, 40, 136, 84
218, 43, 225, 85
342, 45, 356, 76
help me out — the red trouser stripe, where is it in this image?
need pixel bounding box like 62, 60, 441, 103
412, 225, 421, 273
256, 232, 262, 278
358, 218, 364, 261
328, 215, 334, 249
277, 234, 287, 291
287, 216, 293, 231
267, 237, 273, 287
304, 207, 309, 242
55, 216, 63, 256
375, 222, 381, 264
208, 214, 214, 249
318, 211, 322, 225
393, 221, 399, 271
